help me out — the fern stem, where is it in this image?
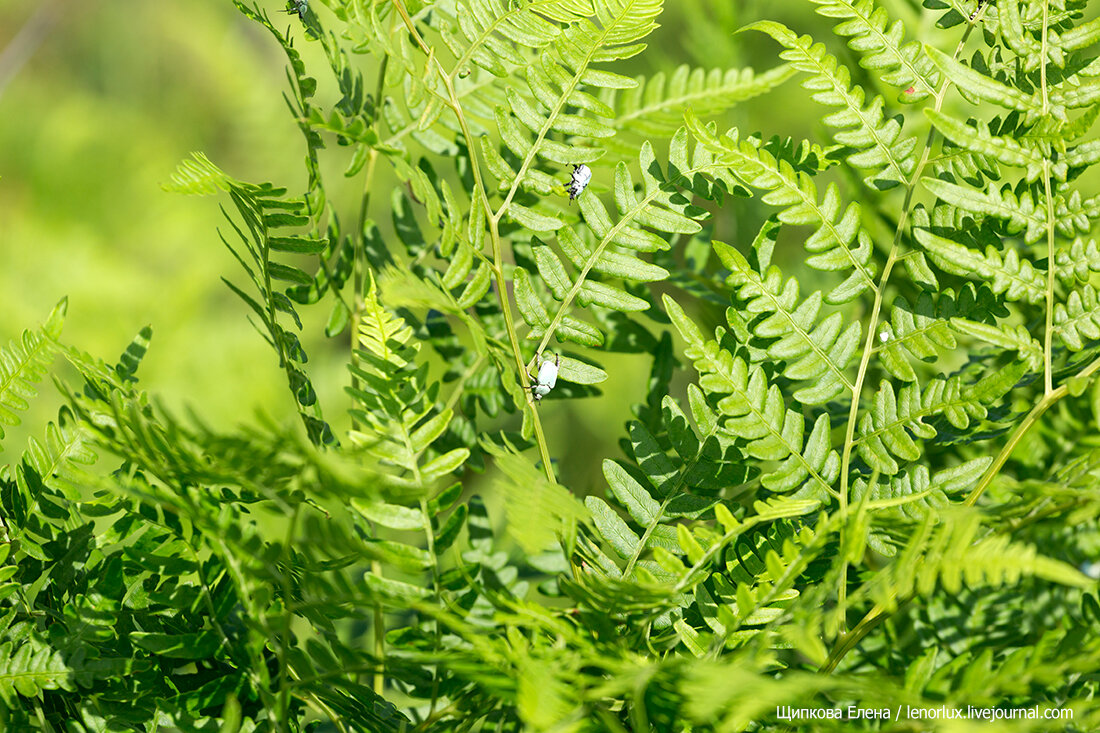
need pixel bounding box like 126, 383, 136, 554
391, 0, 555, 481
275, 503, 302, 726
964, 354, 1100, 507
419, 497, 444, 716
350, 51, 389, 426
1043, 161, 1056, 395
372, 558, 386, 695
489, 216, 556, 480
1040, 0, 1050, 117
838, 24, 975, 502
837, 28, 977, 626
1040, 0, 1055, 395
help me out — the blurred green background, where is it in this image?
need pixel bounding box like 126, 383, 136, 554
2, 0, 1047, 487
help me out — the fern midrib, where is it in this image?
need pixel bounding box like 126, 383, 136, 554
493, 0, 641, 224
790, 43, 910, 183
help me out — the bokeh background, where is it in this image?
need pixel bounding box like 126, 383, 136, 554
4, 1, 1080, 489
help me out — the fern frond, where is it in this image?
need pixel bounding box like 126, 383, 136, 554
717, 242, 859, 405
871, 510, 1093, 612
0, 637, 73, 707
925, 109, 1049, 182
442, 0, 567, 79
922, 177, 1047, 244
348, 276, 470, 491
809, 0, 940, 100
852, 459, 990, 556
914, 228, 1045, 304
926, 47, 1044, 117
876, 292, 961, 383
0, 299, 65, 443
1053, 282, 1100, 351
856, 362, 1025, 476
950, 317, 1044, 369
168, 153, 333, 444
1054, 237, 1100, 285
588, 389, 747, 576
666, 296, 840, 500
516, 130, 717, 348
486, 0, 665, 216
686, 115, 878, 303
600, 64, 797, 155
746, 20, 918, 189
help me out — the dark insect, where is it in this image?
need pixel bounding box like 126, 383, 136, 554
283, 0, 308, 19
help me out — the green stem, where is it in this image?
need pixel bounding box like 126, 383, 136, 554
391, 0, 555, 482
835, 25, 977, 625
965, 354, 1100, 507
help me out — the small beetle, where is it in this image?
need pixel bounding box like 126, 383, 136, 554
530, 352, 560, 401
567, 164, 592, 203
283, 0, 308, 19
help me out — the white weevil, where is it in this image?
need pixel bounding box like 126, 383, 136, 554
530, 352, 560, 401
567, 164, 592, 202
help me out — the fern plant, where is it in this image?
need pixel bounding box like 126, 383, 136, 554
4, 0, 1100, 730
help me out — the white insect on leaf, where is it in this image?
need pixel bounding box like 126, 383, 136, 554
567, 164, 592, 203
530, 352, 560, 401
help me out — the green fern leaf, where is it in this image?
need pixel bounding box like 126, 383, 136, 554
486, 0, 664, 213
686, 114, 877, 303
717, 242, 859, 404
517, 131, 730, 348
666, 295, 840, 499
926, 46, 1042, 116
0, 299, 65, 442
914, 228, 1045, 304
876, 292, 959, 383
922, 177, 1047, 243
348, 275, 470, 490
809, 0, 940, 100
856, 361, 1025, 476
925, 109, 1048, 182
746, 20, 918, 189
1054, 237, 1100, 285
0, 638, 73, 706
601, 64, 797, 154
1053, 282, 1100, 351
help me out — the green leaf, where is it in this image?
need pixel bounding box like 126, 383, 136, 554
131, 631, 222, 659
